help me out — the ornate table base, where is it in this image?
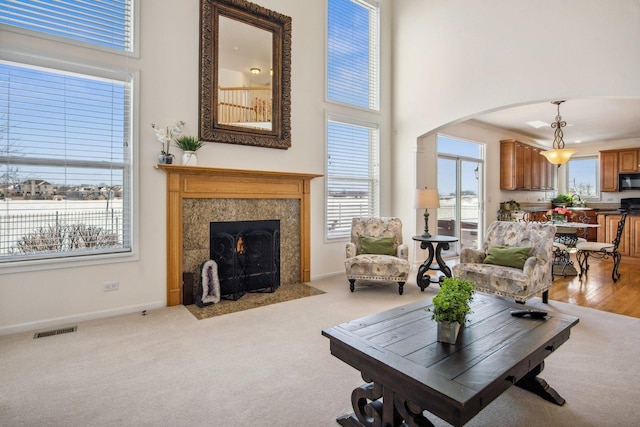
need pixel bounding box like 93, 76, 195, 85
337, 361, 565, 427
412, 235, 458, 291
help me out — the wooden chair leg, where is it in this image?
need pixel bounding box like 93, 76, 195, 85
542, 290, 549, 304
349, 279, 355, 292
397, 282, 404, 295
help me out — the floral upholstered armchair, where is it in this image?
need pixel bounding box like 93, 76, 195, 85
452, 221, 557, 303
345, 217, 410, 295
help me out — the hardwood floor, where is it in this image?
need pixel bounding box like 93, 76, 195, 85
549, 257, 640, 318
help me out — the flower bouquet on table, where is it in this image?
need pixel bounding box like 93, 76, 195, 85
546, 207, 575, 223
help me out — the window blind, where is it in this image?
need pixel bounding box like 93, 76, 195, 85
327, 0, 379, 110
0, 0, 133, 52
0, 60, 132, 262
326, 118, 379, 239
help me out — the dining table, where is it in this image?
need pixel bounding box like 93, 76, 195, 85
547, 221, 601, 277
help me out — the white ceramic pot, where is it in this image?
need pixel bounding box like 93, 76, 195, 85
437, 321, 461, 344
182, 151, 197, 166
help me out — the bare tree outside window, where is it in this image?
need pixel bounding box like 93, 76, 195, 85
567, 157, 598, 199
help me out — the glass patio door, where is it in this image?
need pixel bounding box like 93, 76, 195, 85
437, 136, 484, 256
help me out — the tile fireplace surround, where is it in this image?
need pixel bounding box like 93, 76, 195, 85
157, 165, 321, 306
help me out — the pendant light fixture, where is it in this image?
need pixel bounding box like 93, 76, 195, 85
541, 100, 576, 165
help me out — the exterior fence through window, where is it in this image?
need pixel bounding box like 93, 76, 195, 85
0, 209, 123, 257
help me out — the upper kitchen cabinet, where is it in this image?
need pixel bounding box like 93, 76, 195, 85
601, 148, 640, 192
500, 139, 555, 191
600, 150, 619, 192
619, 149, 639, 173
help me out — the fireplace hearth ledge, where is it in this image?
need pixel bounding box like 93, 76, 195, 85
156, 165, 322, 306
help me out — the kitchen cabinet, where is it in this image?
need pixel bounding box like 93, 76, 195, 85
631, 216, 640, 258
546, 157, 555, 190
600, 150, 619, 192
538, 150, 546, 190
600, 148, 640, 192
597, 214, 632, 258
523, 144, 532, 189
531, 147, 541, 190
500, 139, 554, 191
619, 149, 639, 173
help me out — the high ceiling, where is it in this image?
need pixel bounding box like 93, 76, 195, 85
471, 98, 640, 147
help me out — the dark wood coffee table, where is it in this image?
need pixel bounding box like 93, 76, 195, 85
322, 294, 579, 427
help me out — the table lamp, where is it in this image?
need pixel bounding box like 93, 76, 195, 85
415, 188, 440, 237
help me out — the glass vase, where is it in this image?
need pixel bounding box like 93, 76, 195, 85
552, 213, 567, 223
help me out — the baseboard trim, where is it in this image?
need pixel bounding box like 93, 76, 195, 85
0, 301, 166, 336
310, 271, 344, 281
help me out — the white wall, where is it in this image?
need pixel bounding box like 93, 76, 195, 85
0, 0, 349, 334
392, 0, 640, 246
2, 0, 639, 334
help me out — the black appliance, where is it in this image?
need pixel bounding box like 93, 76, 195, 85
620, 197, 640, 212
619, 173, 640, 191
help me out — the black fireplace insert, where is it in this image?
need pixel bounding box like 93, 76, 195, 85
210, 220, 280, 300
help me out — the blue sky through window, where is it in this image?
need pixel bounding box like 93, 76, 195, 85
0, 0, 130, 51
437, 135, 482, 197
327, 0, 376, 109
568, 157, 598, 197
1, 61, 127, 187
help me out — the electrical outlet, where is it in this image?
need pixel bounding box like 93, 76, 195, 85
103, 281, 119, 292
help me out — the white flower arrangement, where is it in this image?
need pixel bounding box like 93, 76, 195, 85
151, 120, 185, 157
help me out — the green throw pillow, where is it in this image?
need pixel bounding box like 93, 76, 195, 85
360, 236, 396, 256
483, 245, 531, 270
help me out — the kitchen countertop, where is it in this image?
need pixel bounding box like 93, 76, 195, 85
518, 206, 620, 212
597, 210, 640, 216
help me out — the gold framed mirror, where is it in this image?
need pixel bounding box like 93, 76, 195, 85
199, 0, 292, 149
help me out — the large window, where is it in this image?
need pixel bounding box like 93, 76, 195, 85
0, 1, 135, 267
567, 156, 599, 199
326, 117, 379, 239
326, 0, 380, 240
327, 0, 379, 110
0, 0, 133, 52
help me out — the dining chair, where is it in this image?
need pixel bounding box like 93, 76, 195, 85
553, 226, 579, 278
519, 212, 549, 223
575, 212, 628, 282
572, 211, 590, 243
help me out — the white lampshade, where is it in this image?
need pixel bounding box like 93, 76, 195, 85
415, 189, 440, 209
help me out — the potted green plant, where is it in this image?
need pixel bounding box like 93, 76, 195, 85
430, 277, 475, 344
551, 193, 572, 208
500, 200, 520, 211
174, 135, 204, 166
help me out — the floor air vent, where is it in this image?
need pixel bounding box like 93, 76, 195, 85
34, 326, 77, 339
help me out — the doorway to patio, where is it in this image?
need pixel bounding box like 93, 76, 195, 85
437, 135, 484, 256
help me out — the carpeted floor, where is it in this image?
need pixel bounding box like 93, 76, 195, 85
1, 274, 639, 426
185, 282, 325, 319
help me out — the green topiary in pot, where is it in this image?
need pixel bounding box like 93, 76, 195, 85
551, 193, 572, 207
430, 277, 475, 343
431, 277, 475, 324
174, 135, 204, 152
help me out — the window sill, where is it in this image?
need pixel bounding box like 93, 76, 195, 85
0, 250, 139, 275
